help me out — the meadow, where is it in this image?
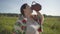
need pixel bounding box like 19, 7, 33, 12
0, 16, 60, 34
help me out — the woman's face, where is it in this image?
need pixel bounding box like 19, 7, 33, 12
23, 5, 33, 15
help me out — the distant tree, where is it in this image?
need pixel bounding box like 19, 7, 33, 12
43, 14, 47, 17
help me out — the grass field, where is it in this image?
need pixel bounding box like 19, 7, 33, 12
0, 16, 60, 34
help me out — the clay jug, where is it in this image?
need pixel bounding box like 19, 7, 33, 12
31, 1, 42, 11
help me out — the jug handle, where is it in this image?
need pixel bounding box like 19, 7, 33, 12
32, 1, 36, 5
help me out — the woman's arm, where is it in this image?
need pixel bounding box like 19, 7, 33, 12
36, 11, 44, 24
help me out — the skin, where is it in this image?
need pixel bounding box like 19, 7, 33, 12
23, 5, 33, 18
23, 4, 44, 24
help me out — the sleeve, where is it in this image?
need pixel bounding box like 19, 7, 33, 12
37, 15, 44, 32
37, 14, 44, 25
32, 15, 42, 25
31, 15, 43, 32
13, 19, 26, 34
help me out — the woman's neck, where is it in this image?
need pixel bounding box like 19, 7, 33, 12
24, 13, 32, 19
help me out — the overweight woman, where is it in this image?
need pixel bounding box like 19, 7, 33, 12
13, 3, 44, 34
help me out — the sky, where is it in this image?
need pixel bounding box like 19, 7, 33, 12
0, 0, 60, 16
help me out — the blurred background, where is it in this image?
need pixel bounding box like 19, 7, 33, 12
0, 0, 60, 34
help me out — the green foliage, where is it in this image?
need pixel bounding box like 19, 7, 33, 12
0, 16, 17, 34
0, 16, 60, 34
42, 17, 60, 34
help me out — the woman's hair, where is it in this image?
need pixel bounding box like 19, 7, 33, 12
20, 3, 27, 16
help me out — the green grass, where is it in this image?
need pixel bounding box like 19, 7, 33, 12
0, 16, 18, 34
0, 16, 60, 34
43, 17, 60, 34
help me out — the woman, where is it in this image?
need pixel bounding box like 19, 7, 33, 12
13, 3, 44, 34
